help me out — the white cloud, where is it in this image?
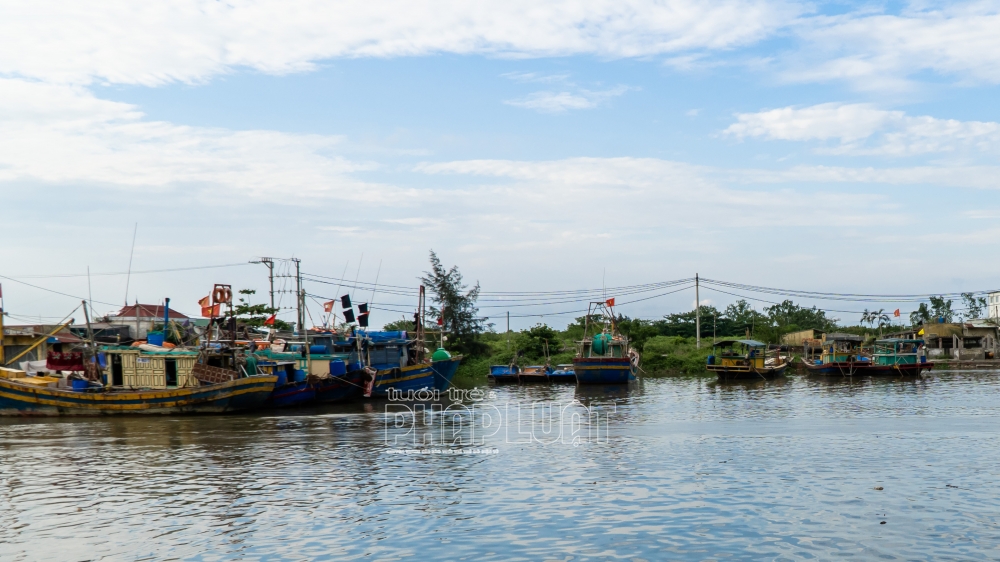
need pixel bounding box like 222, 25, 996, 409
416, 157, 895, 227
725, 103, 1000, 155
0, 78, 410, 201
787, 4, 1000, 89
0, 0, 802, 87
503, 86, 632, 112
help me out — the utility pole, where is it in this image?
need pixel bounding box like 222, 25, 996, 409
250, 258, 276, 311
695, 273, 701, 349
293, 258, 303, 333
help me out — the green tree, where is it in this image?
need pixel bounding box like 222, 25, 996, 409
513, 324, 558, 360
961, 292, 987, 320
420, 251, 490, 354
614, 316, 660, 351
227, 289, 290, 330
909, 303, 930, 326
382, 317, 416, 332
929, 296, 955, 323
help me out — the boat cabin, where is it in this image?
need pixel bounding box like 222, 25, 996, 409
579, 333, 629, 359
102, 347, 199, 389
874, 339, 925, 366
708, 339, 768, 369
817, 334, 865, 364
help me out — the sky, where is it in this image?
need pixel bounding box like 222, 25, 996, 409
2, 0, 999, 330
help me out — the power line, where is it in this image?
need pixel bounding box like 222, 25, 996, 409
4, 262, 251, 280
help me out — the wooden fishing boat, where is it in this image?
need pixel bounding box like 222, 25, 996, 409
547, 364, 577, 383
256, 360, 316, 408
0, 367, 276, 416
358, 331, 437, 398
707, 339, 788, 382
802, 333, 872, 376
488, 365, 520, 384
868, 338, 932, 376
430, 351, 462, 391
573, 301, 638, 385
519, 365, 551, 383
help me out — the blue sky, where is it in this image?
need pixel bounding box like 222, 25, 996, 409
2, 0, 999, 328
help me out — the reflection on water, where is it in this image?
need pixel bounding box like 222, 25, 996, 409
3, 371, 1000, 560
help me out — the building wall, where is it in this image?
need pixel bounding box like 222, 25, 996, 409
990, 292, 1000, 320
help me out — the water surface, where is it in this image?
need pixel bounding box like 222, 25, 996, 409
3, 370, 1000, 560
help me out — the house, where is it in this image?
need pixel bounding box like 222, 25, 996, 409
781, 329, 825, 347
105, 304, 192, 339
1, 323, 83, 366
989, 291, 1000, 321
920, 321, 998, 360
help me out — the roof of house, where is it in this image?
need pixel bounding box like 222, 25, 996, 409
113, 304, 190, 320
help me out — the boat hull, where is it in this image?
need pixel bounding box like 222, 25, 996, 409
547, 372, 577, 383
431, 357, 462, 391
710, 363, 788, 382
0, 376, 277, 416
488, 375, 520, 384
803, 361, 873, 376
868, 362, 933, 376
314, 370, 366, 403
266, 380, 317, 408
573, 358, 635, 384
370, 363, 436, 397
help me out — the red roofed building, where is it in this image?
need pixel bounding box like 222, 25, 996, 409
108, 304, 192, 339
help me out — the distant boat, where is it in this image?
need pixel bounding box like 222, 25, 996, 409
802, 333, 871, 376
357, 330, 437, 398
707, 339, 788, 381
488, 365, 520, 384
868, 338, 932, 376
547, 364, 576, 383
519, 365, 551, 383
573, 300, 639, 385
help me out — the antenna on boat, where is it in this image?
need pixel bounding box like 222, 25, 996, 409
123, 223, 137, 306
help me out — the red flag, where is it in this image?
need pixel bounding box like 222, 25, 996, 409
198, 295, 210, 308
606, 298, 615, 307
437, 316, 443, 326
323, 300, 335, 313
201, 304, 221, 318
264, 314, 276, 326
894, 309, 900, 317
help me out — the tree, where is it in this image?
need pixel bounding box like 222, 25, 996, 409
383, 317, 416, 332
420, 251, 490, 354
513, 324, 558, 360
227, 289, 290, 330
928, 296, 954, 323
909, 303, 930, 327
614, 315, 660, 352
961, 292, 987, 320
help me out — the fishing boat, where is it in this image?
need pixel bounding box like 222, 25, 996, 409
547, 364, 577, 383
0, 347, 276, 416
519, 365, 551, 383
707, 339, 789, 381
257, 359, 316, 408
801, 333, 871, 376
430, 348, 462, 391
356, 330, 437, 398
868, 338, 932, 376
573, 300, 639, 385
488, 365, 520, 384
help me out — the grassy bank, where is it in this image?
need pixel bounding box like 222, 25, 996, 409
448, 334, 721, 386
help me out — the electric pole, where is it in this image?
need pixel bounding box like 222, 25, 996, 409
250, 258, 276, 310
695, 273, 701, 349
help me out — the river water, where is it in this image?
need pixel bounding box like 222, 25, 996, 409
3, 370, 1000, 560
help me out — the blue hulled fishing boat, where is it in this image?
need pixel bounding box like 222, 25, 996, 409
547, 364, 576, 383
488, 365, 520, 384
572, 300, 639, 385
